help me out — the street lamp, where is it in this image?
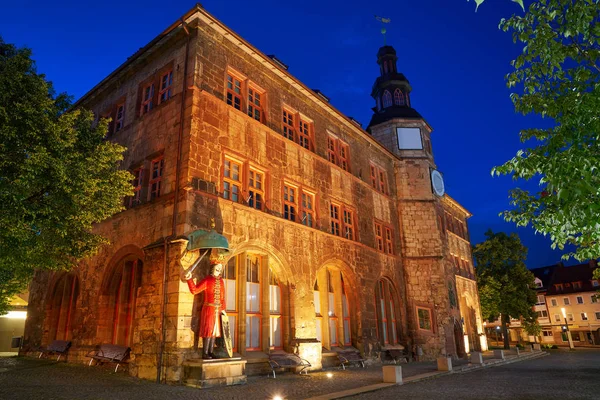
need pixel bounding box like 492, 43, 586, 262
561, 307, 575, 350
496, 326, 500, 346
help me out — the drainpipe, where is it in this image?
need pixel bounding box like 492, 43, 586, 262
157, 18, 191, 384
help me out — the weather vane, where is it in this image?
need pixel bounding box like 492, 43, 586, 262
374, 15, 391, 45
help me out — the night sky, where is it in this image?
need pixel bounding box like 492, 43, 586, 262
1, 0, 574, 268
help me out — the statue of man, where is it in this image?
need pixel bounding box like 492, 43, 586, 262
185, 262, 226, 360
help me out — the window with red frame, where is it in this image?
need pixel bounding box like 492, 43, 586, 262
283, 184, 297, 222
248, 169, 264, 210
370, 164, 387, 194
223, 158, 242, 202
330, 204, 341, 236
149, 158, 164, 200
226, 73, 242, 110
127, 168, 143, 208
115, 103, 125, 132
338, 142, 349, 171
327, 137, 337, 164
343, 209, 355, 240
374, 222, 384, 251
384, 227, 394, 254
140, 82, 154, 115
298, 118, 312, 150
111, 259, 142, 346
327, 136, 350, 172
370, 165, 378, 189
248, 87, 264, 122
378, 169, 388, 194
158, 70, 173, 104
376, 279, 399, 345
282, 110, 295, 141
301, 191, 315, 228
245, 254, 262, 351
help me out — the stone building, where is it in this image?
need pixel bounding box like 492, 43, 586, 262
22, 5, 486, 382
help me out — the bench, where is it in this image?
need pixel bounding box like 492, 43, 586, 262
337, 349, 365, 370
86, 344, 131, 372
386, 348, 410, 364
268, 352, 311, 378
38, 340, 71, 361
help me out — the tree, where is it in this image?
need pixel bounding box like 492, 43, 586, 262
0, 38, 132, 314
473, 230, 537, 349
468, 0, 525, 11
492, 0, 600, 262
523, 317, 542, 343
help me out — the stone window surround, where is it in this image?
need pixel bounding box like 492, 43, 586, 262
221, 152, 270, 211
100, 95, 127, 137
225, 66, 267, 123
281, 105, 315, 152
369, 162, 388, 195
329, 201, 357, 241
327, 133, 351, 173
374, 220, 395, 255
375, 278, 401, 346
416, 305, 434, 333
136, 60, 175, 117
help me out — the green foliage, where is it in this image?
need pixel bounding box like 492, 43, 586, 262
473, 230, 537, 323
0, 38, 132, 314
493, 0, 600, 261
523, 318, 542, 343
468, 0, 525, 12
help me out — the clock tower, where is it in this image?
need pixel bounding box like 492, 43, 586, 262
368, 45, 454, 358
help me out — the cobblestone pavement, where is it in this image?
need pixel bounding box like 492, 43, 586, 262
346, 349, 600, 400
0, 350, 565, 400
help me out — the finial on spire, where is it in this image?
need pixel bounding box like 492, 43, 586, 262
210, 218, 216, 230
374, 15, 391, 45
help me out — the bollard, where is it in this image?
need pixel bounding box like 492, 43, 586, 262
382, 365, 403, 384
516, 347, 520, 356
437, 356, 452, 371
493, 349, 505, 360
470, 351, 484, 365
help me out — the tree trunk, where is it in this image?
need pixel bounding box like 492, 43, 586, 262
501, 314, 510, 350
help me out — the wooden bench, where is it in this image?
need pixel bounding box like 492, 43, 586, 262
337, 349, 365, 370
386, 348, 410, 364
38, 340, 71, 361
267, 352, 311, 378
86, 344, 131, 372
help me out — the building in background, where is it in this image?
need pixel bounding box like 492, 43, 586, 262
22, 5, 485, 382
0, 292, 28, 354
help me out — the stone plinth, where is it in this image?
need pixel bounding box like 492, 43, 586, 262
183, 358, 247, 388
532, 344, 541, 351
382, 365, 403, 384
437, 356, 452, 371
470, 351, 483, 365
493, 350, 505, 360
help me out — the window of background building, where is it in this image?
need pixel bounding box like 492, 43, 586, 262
563, 297, 570, 305
595, 312, 600, 320
283, 184, 297, 222
536, 295, 546, 305
417, 307, 432, 331
577, 296, 584, 304
551, 298, 558, 307
581, 312, 588, 321
554, 314, 561, 322
567, 313, 574, 322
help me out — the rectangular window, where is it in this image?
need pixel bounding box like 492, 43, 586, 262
370, 164, 388, 194
226, 73, 242, 111
555, 284, 563, 291
223, 257, 237, 351
384, 227, 394, 255
417, 307, 432, 331
330, 204, 341, 236
370, 165, 378, 190
158, 70, 173, 104
245, 255, 261, 351
327, 137, 337, 165
593, 280, 599, 287
551, 299, 558, 307
564, 297, 570, 305
592, 295, 598, 304
595, 312, 600, 320
581, 312, 588, 321
127, 168, 143, 208
247, 87, 263, 122
536, 310, 548, 318
374, 222, 384, 251
247, 169, 264, 210
115, 103, 125, 132
567, 313, 574, 322
283, 184, 297, 222
343, 209, 355, 240
327, 136, 350, 172
298, 117, 312, 150
223, 158, 242, 202
282, 110, 295, 141
141, 82, 154, 115
577, 296, 584, 304
536, 295, 546, 305
338, 142, 349, 172
301, 191, 315, 228
573, 281, 582, 290
149, 158, 164, 200
378, 170, 387, 194
554, 314, 561, 322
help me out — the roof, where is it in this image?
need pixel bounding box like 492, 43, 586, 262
530, 264, 558, 291
367, 106, 423, 129
545, 261, 599, 295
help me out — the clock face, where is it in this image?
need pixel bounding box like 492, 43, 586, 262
431, 170, 445, 197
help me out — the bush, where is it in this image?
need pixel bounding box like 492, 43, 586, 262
516, 343, 525, 349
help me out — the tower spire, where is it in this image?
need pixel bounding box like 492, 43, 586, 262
374, 16, 391, 46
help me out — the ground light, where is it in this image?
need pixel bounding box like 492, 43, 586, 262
326, 372, 333, 378
273, 396, 283, 400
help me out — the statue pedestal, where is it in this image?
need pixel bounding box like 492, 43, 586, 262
183, 358, 247, 388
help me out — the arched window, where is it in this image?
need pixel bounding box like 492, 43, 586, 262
47, 274, 79, 341
383, 61, 388, 74
394, 89, 404, 106
108, 258, 142, 346
382, 91, 392, 108
376, 96, 382, 111
315, 268, 352, 349
375, 279, 400, 345
223, 257, 238, 351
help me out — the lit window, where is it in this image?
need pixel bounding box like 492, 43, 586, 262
417, 307, 432, 331
283, 184, 297, 222
149, 158, 164, 200
581, 312, 588, 321
327, 270, 338, 346
567, 313, 574, 322
223, 258, 238, 351
248, 169, 264, 210
158, 70, 173, 104
376, 279, 399, 345
246, 254, 262, 351
269, 270, 282, 349
223, 158, 242, 202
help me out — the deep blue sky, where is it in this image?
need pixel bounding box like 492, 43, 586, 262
1, 0, 573, 268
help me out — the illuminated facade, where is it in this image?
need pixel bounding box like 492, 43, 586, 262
22, 5, 485, 382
